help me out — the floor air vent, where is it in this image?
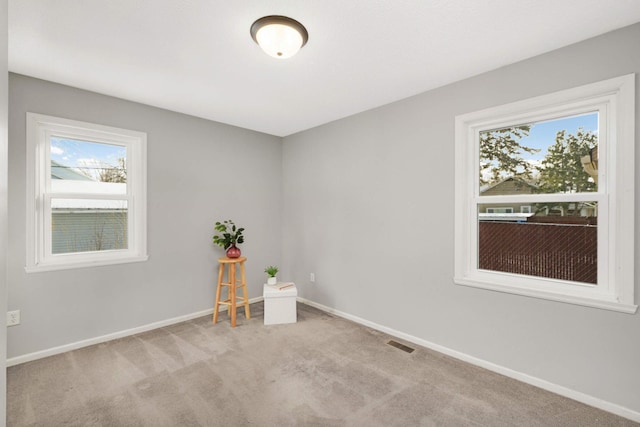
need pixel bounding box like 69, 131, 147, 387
387, 340, 415, 353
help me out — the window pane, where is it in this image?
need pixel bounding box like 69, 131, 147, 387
479, 113, 598, 195
478, 201, 597, 284
50, 137, 127, 194
51, 199, 128, 254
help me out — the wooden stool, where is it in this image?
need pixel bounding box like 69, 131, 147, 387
213, 256, 250, 327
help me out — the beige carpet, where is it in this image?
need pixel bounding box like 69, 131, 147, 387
7, 302, 638, 426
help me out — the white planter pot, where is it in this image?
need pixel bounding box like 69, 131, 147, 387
267, 277, 277, 285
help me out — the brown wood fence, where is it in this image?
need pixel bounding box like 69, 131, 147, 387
478, 221, 597, 284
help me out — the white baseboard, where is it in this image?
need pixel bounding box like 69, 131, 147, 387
298, 297, 640, 423
6, 296, 264, 367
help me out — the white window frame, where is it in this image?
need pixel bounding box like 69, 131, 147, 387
520, 206, 531, 214
26, 113, 148, 272
454, 74, 636, 313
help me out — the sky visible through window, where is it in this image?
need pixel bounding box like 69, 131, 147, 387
480, 112, 598, 185
519, 112, 598, 161
51, 137, 126, 181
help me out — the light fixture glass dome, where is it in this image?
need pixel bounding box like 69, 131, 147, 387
250, 16, 308, 59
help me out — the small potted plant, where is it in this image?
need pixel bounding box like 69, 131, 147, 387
212, 220, 245, 258
264, 265, 279, 285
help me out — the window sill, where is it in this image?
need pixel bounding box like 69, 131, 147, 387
25, 254, 149, 273
454, 277, 638, 314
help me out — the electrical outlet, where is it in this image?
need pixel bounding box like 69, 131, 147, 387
310, 272, 315, 283
7, 310, 20, 326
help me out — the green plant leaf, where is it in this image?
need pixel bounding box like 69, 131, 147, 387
213, 219, 245, 250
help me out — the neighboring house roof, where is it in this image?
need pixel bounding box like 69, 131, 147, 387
51, 160, 94, 181
480, 176, 538, 195
50, 163, 126, 209
580, 146, 598, 184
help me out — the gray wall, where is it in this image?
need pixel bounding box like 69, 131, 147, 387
0, 0, 7, 424
8, 74, 282, 358
282, 23, 640, 413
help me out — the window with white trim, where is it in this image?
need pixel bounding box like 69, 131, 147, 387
26, 113, 148, 272
454, 75, 636, 313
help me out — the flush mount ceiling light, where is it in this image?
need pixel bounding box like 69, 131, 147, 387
250, 15, 308, 59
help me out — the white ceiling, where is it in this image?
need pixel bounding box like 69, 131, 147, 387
8, 1, 640, 137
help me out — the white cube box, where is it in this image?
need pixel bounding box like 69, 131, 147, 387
263, 283, 297, 325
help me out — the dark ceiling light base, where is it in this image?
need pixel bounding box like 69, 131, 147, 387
250, 15, 309, 59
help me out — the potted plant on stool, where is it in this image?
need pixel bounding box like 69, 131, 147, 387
264, 265, 279, 285
212, 220, 245, 258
